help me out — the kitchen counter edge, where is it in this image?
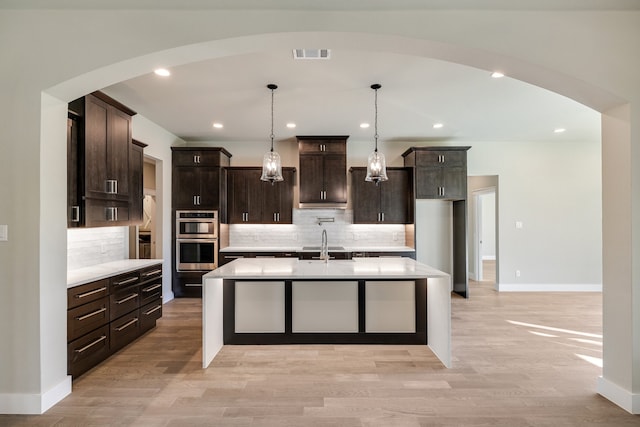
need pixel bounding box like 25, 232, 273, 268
67, 259, 164, 288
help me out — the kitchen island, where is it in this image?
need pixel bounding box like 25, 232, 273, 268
202, 257, 451, 368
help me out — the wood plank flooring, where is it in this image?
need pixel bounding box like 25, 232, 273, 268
3, 277, 638, 426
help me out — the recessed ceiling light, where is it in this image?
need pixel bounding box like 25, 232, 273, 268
212, 122, 223, 129
491, 71, 504, 78
433, 123, 444, 129
360, 123, 370, 129
554, 128, 566, 133
286, 123, 296, 129
154, 68, 171, 77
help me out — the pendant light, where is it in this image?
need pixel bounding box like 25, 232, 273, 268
365, 83, 388, 184
260, 83, 284, 184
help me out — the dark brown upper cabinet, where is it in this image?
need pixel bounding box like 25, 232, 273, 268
297, 136, 348, 206
68, 91, 139, 227
350, 167, 414, 224
171, 147, 231, 210
227, 167, 295, 224
402, 146, 470, 201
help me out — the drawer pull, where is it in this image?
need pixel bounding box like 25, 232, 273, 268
76, 307, 107, 321
115, 293, 138, 304
143, 305, 162, 316
113, 276, 138, 287
143, 269, 162, 278
75, 287, 107, 299
114, 317, 139, 332
74, 335, 107, 353
184, 283, 202, 287
142, 283, 162, 293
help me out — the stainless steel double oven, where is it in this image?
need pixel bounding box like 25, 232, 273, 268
175, 210, 218, 271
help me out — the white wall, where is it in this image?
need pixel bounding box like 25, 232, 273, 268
0, 4, 637, 415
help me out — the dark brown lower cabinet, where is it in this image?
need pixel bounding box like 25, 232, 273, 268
67, 263, 162, 378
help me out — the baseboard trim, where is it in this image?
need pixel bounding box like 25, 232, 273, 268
0, 375, 71, 415
497, 283, 602, 292
597, 375, 640, 414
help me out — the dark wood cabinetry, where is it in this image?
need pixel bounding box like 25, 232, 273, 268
402, 147, 470, 201
403, 146, 470, 298
67, 263, 162, 378
67, 91, 141, 227
171, 147, 231, 210
350, 167, 414, 224
227, 167, 295, 224
297, 136, 348, 206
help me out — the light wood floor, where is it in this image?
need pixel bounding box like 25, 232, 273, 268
3, 273, 637, 426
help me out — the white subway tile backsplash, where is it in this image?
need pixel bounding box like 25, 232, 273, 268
229, 209, 405, 248
67, 227, 128, 270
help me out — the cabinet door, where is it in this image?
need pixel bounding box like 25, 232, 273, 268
299, 155, 325, 203
173, 166, 201, 209
227, 169, 262, 223
67, 117, 81, 227
442, 167, 467, 200
107, 106, 131, 200
84, 95, 109, 199
129, 143, 144, 225
323, 155, 347, 203
415, 168, 442, 199
261, 169, 294, 224
351, 168, 381, 224
380, 169, 412, 223
197, 167, 220, 209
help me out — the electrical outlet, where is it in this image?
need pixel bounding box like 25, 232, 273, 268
100, 242, 106, 254
515, 270, 521, 278
0, 225, 7, 241
393, 232, 398, 241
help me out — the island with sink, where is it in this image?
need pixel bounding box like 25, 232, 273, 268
201, 256, 452, 369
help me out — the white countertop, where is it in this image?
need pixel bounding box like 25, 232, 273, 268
204, 257, 446, 280
67, 259, 163, 288
220, 246, 415, 253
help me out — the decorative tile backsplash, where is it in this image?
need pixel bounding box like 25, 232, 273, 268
229, 209, 406, 248
68, 226, 128, 270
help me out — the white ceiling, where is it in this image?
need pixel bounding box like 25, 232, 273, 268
103, 46, 600, 146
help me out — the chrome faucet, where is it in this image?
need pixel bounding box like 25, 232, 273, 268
320, 229, 329, 262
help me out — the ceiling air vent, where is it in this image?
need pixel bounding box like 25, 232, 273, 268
293, 49, 331, 60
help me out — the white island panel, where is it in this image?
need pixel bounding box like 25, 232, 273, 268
235, 281, 285, 333
292, 281, 359, 333
365, 281, 416, 333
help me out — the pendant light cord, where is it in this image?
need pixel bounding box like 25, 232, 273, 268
374, 85, 379, 153
270, 86, 275, 152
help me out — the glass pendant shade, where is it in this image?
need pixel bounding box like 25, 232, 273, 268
261, 149, 283, 183
365, 83, 388, 184
261, 83, 284, 183
365, 149, 388, 183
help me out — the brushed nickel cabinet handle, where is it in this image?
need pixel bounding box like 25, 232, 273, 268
114, 318, 138, 331
105, 179, 118, 194
142, 283, 162, 293
76, 307, 107, 321
71, 206, 80, 222
115, 293, 138, 304
185, 283, 202, 287
143, 269, 162, 278
143, 305, 162, 316
113, 276, 138, 286
75, 287, 107, 299
74, 335, 107, 353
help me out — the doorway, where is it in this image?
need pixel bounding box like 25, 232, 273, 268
468, 176, 499, 288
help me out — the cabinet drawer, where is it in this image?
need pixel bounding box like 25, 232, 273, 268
140, 299, 163, 332
68, 278, 109, 309
140, 280, 163, 307
139, 264, 162, 283
416, 150, 466, 168
298, 139, 346, 154
67, 296, 110, 342
68, 325, 110, 378
110, 286, 140, 321
110, 311, 140, 353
